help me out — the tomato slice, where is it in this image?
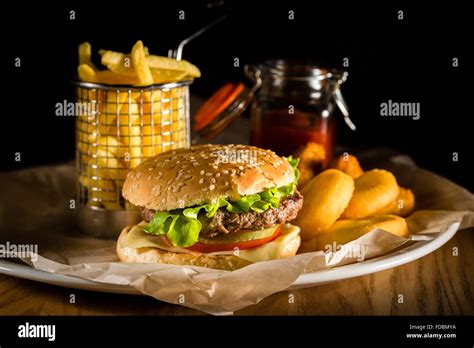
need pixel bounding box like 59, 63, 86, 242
186, 225, 281, 254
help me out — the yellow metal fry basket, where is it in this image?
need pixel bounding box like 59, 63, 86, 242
73, 80, 192, 237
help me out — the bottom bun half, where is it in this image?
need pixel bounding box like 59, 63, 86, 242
116, 222, 301, 271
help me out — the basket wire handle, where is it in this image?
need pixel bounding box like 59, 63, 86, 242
169, 15, 226, 61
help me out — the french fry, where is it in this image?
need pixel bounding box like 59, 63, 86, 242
87, 148, 128, 180
151, 69, 187, 84
128, 147, 142, 168
142, 90, 162, 102
78, 42, 98, 70
79, 174, 116, 190
142, 142, 164, 157
89, 189, 122, 210
97, 136, 128, 162
96, 70, 139, 85
118, 101, 140, 125
147, 55, 200, 77
98, 91, 127, 119
142, 91, 163, 123
78, 64, 98, 83
100, 50, 128, 72
131, 40, 153, 86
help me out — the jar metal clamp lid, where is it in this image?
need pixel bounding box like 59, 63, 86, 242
193, 60, 356, 142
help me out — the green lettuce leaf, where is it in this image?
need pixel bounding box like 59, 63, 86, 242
143, 156, 300, 247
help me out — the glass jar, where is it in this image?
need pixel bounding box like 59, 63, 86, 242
248, 60, 354, 163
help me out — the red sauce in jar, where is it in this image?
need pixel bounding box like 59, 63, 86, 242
250, 109, 335, 164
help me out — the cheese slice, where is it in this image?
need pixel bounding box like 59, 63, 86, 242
123, 223, 301, 263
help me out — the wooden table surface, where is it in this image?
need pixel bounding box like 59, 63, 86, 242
0, 229, 472, 316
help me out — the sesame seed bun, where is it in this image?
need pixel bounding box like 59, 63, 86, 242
122, 144, 295, 211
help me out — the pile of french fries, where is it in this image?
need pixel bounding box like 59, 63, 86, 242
77, 41, 200, 86
76, 41, 200, 209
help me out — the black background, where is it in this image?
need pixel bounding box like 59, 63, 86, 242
0, 316, 473, 345
1, 1, 472, 190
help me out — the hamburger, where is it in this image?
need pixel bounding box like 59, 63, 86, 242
117, 144, 303, 271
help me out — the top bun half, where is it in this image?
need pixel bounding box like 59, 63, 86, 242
122, 144, 295, 211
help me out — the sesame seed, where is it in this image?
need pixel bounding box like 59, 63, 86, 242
199, 178, 204, 184
211, 178, 216, 183
148, 167, 153, 171
200, 170, 205, 175
206, 172, 212, 177
192, 162, 199, 166
162, 198, 166, 203
215, 173, 221, 177
209, 184, 215, 190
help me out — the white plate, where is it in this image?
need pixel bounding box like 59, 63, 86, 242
0, 221, 460, 295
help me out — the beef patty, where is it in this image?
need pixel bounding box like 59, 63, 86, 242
141, 191, 303, 237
